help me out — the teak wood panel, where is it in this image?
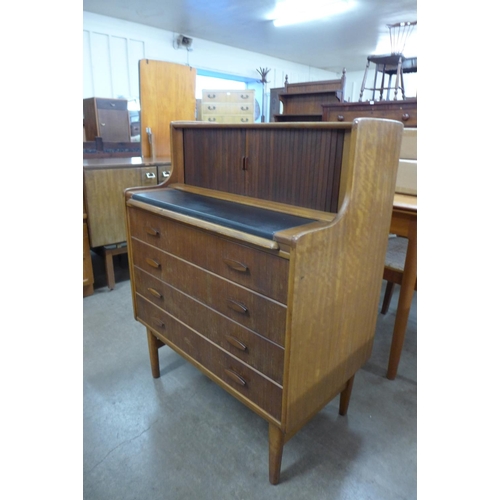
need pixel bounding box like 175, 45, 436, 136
182, 127, 344, 212
134, 267, 284, 384
84, 166, 158, 248
139, 59, 196, 158
128, 207, 289, 303
136, 295, 283, 420
131, 238, 287, 346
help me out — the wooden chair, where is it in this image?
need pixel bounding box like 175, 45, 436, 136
381, 235, 417, 314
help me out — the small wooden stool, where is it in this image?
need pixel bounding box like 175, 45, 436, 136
101, 243, 127, 290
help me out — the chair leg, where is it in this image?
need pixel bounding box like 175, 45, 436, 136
381, 281, 395, 315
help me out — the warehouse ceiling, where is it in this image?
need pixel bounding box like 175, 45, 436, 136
82, 0, 417, 73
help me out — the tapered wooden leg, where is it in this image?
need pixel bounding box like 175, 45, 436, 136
269, 423, 285, 485
147, 329, 161, 378
339, 375, 355, 416
387, 220, 417, 380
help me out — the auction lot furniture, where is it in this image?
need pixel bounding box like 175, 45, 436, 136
125, 119, 402, 484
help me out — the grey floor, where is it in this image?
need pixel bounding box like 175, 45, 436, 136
83, 251, 417, 500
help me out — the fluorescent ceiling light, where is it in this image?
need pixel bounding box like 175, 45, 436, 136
272, 0, 353, 27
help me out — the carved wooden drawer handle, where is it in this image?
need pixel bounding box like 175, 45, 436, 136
207, 93, 216, 98
147, 287, 163, 299
224, 368, 247, 386
240, 106, 249, 111
240, 94, 249, 99
151, 317, 165, 329
146, 227, 160, 237
240, 118, 249, 122
227, 299, 248, 314
208, 105, 216, 110
401, 113, 410, 121
223, 258, 248, 273
146, 257, 161, 269
225, 335, 248, 352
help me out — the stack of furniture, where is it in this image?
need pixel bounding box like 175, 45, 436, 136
200, 89, 255, 123
124, 118, 403, 483
272, 70, 345, 122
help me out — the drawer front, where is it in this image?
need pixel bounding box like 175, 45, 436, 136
134, 268, 284, 383
334, 108, 417, 126
137, 295, 282, 420
202, 90, 255, 103
131, 239, 286, 346
95, 98, 128, 111
141, 166, 158, 186
202, 103, 254, 115
129, 207, 289, 303
203, 115, 253, 124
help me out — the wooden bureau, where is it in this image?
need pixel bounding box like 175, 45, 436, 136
124, 119, 403, 484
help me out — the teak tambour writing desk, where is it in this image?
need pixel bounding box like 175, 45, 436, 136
124, 119, 403, 484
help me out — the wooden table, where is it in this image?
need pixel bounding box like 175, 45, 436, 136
387, 193, 417, 379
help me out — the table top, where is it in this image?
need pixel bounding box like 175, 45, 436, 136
83, 156, 171, 169
393, 193, 417, 213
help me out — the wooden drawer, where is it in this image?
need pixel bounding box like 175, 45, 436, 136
202, 102, 254, 116
202, 90, 254, 103
204, 115, 253, 124
131, 239, 287, 345
95, 98, 128, 111
129, 207, 289, 303
136, 295, 283, 420
333, 107, 417, 126
134, 268, 284, 383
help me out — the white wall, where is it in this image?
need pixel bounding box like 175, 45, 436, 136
83, 11, 417, 115
83, 11, 343, 115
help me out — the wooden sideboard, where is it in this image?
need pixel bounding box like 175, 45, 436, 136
83, 157, 172, 289
124, 119, 403, 483
322, 98, 417, 127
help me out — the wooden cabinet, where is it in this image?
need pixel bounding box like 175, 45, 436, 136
83, 98, 130, 142
125, 120, 403, 484
201, 89, 255, 123
83, 158, 172, 248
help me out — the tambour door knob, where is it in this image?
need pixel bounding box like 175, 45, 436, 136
337, 115, 344, 121
402, 113, 410, 121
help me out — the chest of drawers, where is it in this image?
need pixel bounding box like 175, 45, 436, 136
125, 119, 403, 484
201, 89, 255, 123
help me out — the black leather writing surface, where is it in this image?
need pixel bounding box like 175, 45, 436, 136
132, 189, 316, 240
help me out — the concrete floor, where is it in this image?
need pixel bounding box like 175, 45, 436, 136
83, 252, 417, 500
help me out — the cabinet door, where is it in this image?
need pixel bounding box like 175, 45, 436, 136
84, 166, 158, 247
244, 128, 344, 212
182, 128, 247, 195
